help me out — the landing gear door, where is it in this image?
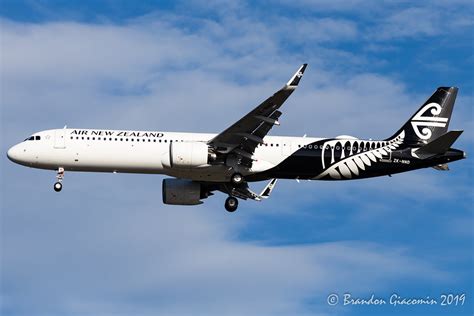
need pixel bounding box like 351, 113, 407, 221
54, 129, 66, 149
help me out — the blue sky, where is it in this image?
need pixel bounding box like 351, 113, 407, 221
1, 1, 473, 315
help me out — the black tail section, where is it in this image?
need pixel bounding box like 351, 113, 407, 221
388, 87, 458, 145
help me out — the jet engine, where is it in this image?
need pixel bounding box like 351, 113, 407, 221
162, 141, 216, 169
162, 178, 209, 205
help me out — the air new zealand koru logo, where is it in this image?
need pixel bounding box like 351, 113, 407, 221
410, 102, 448, 140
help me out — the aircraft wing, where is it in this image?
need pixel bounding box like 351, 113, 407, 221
208, 64, 307, 167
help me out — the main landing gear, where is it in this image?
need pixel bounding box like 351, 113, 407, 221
225, 172, 244, 212
231, 172, 244, 185
53, 167, 64, 192
225, 196, 239, 212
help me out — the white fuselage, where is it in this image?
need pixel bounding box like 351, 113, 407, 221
7, 128, 320, 182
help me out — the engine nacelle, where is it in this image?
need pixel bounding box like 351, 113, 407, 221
162, 141, 214, 169
162, 178, 207, 205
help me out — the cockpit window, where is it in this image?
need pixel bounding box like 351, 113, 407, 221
24, 136, 40, 141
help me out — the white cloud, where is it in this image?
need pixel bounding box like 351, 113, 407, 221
278, 0, 375, 13
372, 4, 473, 40
0, 19, 455, 136
1, 188, 448, 315
276, 1, 473, 41
374, 7, 441, 40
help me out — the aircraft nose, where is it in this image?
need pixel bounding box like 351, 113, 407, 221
7, 144, 21, 163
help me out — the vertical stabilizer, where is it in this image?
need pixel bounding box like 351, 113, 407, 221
387, 87, 458, 145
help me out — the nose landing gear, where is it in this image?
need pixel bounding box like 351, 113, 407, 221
54, 182, 63, 192
53, 167, 64, 192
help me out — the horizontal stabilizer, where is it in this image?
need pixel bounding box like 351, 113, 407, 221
415, 130, 463, 159
432, 164, 449, 171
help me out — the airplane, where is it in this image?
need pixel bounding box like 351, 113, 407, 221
7, 64, 466, 212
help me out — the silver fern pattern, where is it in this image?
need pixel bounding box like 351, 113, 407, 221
314, 131, 405, 179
